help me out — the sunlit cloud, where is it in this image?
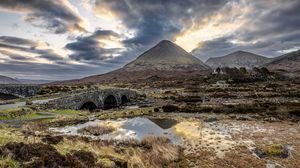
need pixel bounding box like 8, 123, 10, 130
0, 0, 300, 80
175, 1, 251, 52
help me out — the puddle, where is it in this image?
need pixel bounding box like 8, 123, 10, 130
50, 117, 182, 144
49, 117, 285, 159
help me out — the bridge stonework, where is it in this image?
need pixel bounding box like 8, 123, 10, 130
46, 89, 138, 110
0, 85, 41, 98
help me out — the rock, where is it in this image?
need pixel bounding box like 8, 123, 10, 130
203, 117, 219, 122
263, 117, 279, 122
237, 116, 253, 121
254, 149, 267, 158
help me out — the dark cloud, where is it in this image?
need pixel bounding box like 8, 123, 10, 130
0, 36, 38, 47
0, 0, 86, 33
0, 36, 64, 61
92, 0, 227, 46
1, 0, 300, 80
0, 60, 121, 80
65, 29, 125, 62
192, 0, 300, 61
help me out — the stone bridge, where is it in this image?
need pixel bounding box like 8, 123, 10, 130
47, 89, 138, 110
0, 84, 41, 98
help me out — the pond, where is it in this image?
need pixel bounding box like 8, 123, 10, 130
50, 117, 183, 144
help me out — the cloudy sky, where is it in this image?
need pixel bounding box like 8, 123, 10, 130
0, 0, 299, 80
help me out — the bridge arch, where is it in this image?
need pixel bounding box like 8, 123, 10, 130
121, 95, 129, 105
79, 101, 97, 111
104, 95, 118, 109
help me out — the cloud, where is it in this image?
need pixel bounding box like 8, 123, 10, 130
191, 0, 300, 60
89, 0, 227, 47
0, 59, 121, 80
0, 0, 87, 34
0, 36, 64, 61
65, 29, 126, 62
1, 0, 300, 80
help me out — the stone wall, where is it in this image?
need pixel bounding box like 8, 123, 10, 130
0, 84, 41, 98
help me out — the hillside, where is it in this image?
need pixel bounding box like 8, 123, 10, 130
206, 51, 272, 69
0, 75, 21, 84
263, 49, 300, 76
124, 40, 210, 71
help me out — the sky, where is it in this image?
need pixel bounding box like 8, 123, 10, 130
0, 0, 299, 80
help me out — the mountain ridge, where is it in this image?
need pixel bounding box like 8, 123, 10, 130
206, 51, 272, 69
263, 49, 300, 75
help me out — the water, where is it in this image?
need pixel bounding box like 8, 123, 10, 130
50, 117, 182, 144
0, 102, 26, 110
0, 98, 55, 110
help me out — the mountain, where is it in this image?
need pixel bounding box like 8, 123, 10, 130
51, 40, 210, 85
0, 75, 21, 84
124, 40, 210, 71
206, 51, 272, 69
17, 79, 53, 84
263, 49, 300, 76
0, 75, 53, 84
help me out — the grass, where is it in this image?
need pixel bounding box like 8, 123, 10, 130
15, 113, 40, 120
50, 109, 83, 115
0, 107, 33, 120
78, 125, 116, 136
0, 121, 182, 167
0, 125, 37, 145
0, 107, 29, 113
97, 107, 154, 120
0, 156, 20, 168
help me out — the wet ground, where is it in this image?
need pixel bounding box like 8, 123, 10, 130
0, 98, 54, 110
45, 113, 300, 168
49, 117, 182, 144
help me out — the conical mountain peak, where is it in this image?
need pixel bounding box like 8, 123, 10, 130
124, 40, 210, 71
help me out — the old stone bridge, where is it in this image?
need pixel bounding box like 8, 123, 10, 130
0, 84, 41, 99
47, 89, 138, 110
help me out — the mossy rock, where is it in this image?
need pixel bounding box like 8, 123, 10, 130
266, 144, 289, 158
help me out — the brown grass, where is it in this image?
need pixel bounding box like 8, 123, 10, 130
78, 125, 116, 136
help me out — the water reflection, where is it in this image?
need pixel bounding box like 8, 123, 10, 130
50, 117, 182, 144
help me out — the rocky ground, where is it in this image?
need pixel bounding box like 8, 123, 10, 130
0, 80, 299, 167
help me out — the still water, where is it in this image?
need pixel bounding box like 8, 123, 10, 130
50, 117, 183, 144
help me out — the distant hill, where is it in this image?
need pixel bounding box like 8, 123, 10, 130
263, 49, 300, 77
0, 75, 52, 84
206, 51, 272, 69
124, 40, 210, 71
17, 79, 53, 84
0, 75, 21, 84
52, 40, 210, 85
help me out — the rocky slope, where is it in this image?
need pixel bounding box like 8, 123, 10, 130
263, 49, 300, 76
124, 40, 210, 71
206, 51, 272, 69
